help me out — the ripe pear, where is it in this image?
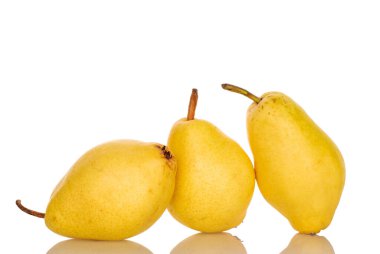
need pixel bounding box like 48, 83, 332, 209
171, 233, 247, 254
222, 84, 345, 234
167, 89, 255, 232
280, 234, 335, 254
16, 140, 176, 240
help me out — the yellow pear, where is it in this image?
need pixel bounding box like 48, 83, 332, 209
47, 239, 153, 254
222, 84, 345, 234
171, 233, 247, 254
16, 140, 176, 240
281, 234, 335, 254
167, 89, 255, 232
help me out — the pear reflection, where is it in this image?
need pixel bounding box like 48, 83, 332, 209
280, 233, 335, 254
47, 239, 153, 254
171, 232, 247, 254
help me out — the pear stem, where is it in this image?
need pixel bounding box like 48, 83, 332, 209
221, 83, 261, 104
187, 88, 198, 120
16, 200, 45, 218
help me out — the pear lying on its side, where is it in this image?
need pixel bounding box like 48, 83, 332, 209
17, 140, 176, 240
222, 84, 345, 234
167, 89, 255, 233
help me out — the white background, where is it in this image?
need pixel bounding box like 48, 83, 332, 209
1, 1, 379, 253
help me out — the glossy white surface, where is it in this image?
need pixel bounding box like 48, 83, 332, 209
1, 1, 379, 252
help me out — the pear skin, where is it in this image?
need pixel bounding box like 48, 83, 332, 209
222, 84, 345, 234
17, 140, 176, 240
167, 89, 255, 232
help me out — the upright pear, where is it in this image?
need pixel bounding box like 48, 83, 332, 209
222, 84, 345, 234
16, 140, 176, 240
167, 89, 255, 233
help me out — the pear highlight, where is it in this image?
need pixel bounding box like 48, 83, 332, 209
16, 140, 176, 240
167, 89, 255, 232
222, 84, 345, 234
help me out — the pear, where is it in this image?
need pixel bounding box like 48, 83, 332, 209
280, 234, 335, 254
171, 233, 247, 254
222, 84, 345, 234
167, 89, 255, 232
16, 140, 176, 240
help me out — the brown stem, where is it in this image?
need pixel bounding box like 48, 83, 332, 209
221, 83, 262, 104
187, 88, 198, 120
16, 200, 45, 218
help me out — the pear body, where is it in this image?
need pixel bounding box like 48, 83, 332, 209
45, 140, 176, 240
167, 119, 255, 232
280, 234, 335, 254
247, 93, 345, 234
